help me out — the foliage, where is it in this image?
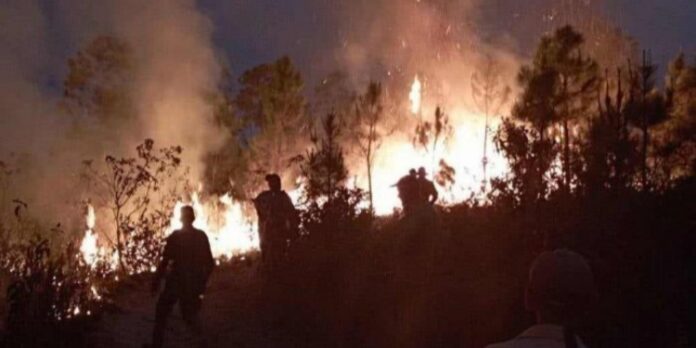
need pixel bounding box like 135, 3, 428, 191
472, 55, 512, 184
235, 56, 308, 186
1, 231, 113, 347
492, 118, 557, 208
204, 69, 250, 198
300, 113, 348, 201
299, 187, 371, 238
655, 53, 696, 182
82, 139, 189, 273
513, 26, 599, 190
62, 35, 134, 124
352, 82, 387, 213
413, 106, 454, 189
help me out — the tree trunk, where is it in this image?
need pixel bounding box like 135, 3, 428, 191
366, 147, 373, 214
115, 209, 126, 272
563, 77, 571, 192
563, 118, 571, 190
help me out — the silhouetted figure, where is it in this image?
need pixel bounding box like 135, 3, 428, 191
396, 169, 419, 216
146, 206, 214, 348
486, 249, 597, 348
416, 167, 438, 207
254, 174, 298, 272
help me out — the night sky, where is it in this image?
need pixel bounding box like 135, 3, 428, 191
196, 0, 696, 80
9, 0, 696, 95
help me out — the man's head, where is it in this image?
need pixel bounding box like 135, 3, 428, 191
525, 249, 596, 323
409, 168, 417, 177
417, 167, 427, 178
180, 205, 196, 227
265, 174, 282, 191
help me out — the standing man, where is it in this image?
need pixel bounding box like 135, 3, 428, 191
146, 205, 214, 348
253, 174, 298, 272
416, 167, 438, 207
396, 169, 418, 216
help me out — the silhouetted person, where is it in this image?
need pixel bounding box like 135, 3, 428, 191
416, 167, 438, 207
146, 205, 214, 348
487, 249, 597, 348
253, 174, 298, 272
396, 169, 419, 216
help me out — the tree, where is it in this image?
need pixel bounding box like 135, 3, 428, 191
656, 53, 696, 181
581, 68, 640, 193
300, 113, 348, 201
62, 35, 134, 124
82, 140, 188, 272
413, 106, 455, 189
493, 118, 556, 208
235, 56, 308, 187
353, 82, 385, 214
513, 26, 599, 191
471, 55, 511, 186
625, 51, 669, 190
203, 69, 249, 198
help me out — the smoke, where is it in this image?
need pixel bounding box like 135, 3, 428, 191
0, 0, 225, 229
56, 0, 226, 178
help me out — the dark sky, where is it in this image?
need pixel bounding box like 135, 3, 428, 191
196, 0, 695, 80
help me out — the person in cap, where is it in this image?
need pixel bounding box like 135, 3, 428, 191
486, 249, 597, 348
253, 174, 298, 272
416, 167, 438, 207
146, 205, 214, 348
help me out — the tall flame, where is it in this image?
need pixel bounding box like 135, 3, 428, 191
409, 75, 422, 115
80, 204, 99, 267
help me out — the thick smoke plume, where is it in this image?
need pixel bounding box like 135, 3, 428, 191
0, 0, 225, 229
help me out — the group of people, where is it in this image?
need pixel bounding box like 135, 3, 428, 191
396, 167, 439, 217
144, 173, 298, 347
144, 172, 597, 348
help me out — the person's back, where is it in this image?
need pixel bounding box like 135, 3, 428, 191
486, 249, 596, 348
416, 167, 438, 206
486, 324, 588, 348
254, 174, 298, 271
256, 189, 296, 233
164, 226, 214, 296
397, 169, 418, 214
146, 205, 214, 348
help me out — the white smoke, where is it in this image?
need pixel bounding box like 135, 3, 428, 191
0, 0, 226, 229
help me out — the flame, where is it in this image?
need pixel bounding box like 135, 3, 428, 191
80, 204, 99, 267
352, 82, 509, 215
168, 190, 259, 259
409, 75, 422, 115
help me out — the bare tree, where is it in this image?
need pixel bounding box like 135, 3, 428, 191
471, 55, 511, 186
353, 82, 385, 214
82, 139, 189, 272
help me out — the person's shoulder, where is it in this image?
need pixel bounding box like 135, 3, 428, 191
167, 230, 182, 239
257, 190, 272, 199
485, 341, 514, 348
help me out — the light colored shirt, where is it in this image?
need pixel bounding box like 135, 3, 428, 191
486, 324, 588, 348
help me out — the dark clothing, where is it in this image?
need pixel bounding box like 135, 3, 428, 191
154, 227, 214, 297
152, 284, 203, 348
417, 177, 438, 205
254, 190, 298, 270
151, 226, 214, 348
396, 174, 419, 215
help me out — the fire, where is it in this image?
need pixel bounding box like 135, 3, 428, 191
80, 204, 99, 267
168, 190, 259, 259
409, 75, 422, 115
352, 76, 509, 215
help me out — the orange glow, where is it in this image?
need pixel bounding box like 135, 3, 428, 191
409, 75, 422, 115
